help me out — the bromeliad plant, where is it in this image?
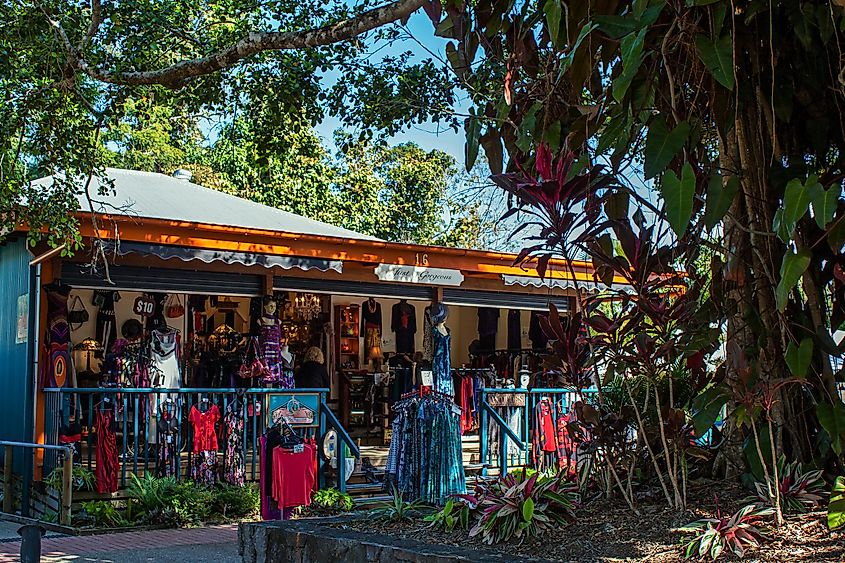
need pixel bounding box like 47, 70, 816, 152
467, 470, 578, 544
368, 486, 427, 523
678, 504, 774, 560
748, 456, 827, 513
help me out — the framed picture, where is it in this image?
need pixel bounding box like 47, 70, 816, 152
266, 392, 321, 428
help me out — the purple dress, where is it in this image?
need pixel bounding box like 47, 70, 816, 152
259, 318, 294, 388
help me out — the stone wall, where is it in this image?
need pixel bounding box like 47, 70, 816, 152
238, 518, 543, 563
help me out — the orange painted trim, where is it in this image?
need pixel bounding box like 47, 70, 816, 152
70, 214, 631, 285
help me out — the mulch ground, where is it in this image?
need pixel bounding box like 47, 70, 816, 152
329, 479, 844, 562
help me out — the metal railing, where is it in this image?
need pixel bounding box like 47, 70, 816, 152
320, 404, 360, 493
478, 388, 598, 476
1, 440, 74, 525
42, 387, 356, 492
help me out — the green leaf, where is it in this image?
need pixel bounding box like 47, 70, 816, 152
594, 2, 662, 37
818, 402, 845, 456
773, 208, 789, 241
596, 112, 629, 154
828, 213, 845, 252
559, 23, 599, 75
695, 34, 735, 90
612, 28, 647, 103
464, 115, 481, 171
776, 248, 811, 311
644, 117, 690, 180
785, 337, 813, 378
692, 385, 730, 438
703, 174, 739, 229
812, 183, 841, 229
521, 497, 535, 522
545, 0, 562, 47
780, 176, 821, 239
829, 476, 845, 531
515, 103, 541, 153
659, 161, 695, 237
592, 15, 640, 39
604, 190, 630, 221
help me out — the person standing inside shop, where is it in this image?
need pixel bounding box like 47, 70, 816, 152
295, 346, 330, 389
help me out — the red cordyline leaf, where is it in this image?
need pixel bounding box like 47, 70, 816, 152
536, 143, 553, 181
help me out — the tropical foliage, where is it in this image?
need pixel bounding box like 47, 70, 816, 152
368, 486, 427, 522
125, 474, 258, 527
678, 504, 774, 561
311, 487, 354, 513
747, 457, 827, 514
466, 470, 577, 544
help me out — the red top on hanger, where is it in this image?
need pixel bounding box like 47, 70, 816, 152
189, 404, 220, 452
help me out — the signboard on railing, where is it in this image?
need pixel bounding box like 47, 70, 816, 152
266, 393, 320, 428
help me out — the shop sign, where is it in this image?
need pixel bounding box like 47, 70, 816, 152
267, 393, 321, 428
133, 295, 156, 317
374, 264, 464, 286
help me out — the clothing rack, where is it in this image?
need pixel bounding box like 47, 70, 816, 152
399, 386, 453, 401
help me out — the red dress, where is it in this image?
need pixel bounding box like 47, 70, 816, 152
189, 404, 220, 452
95, 408, 118, 493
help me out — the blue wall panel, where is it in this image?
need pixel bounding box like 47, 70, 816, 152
0, 238, 33, 444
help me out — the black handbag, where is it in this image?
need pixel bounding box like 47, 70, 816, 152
67, 295, 89, 328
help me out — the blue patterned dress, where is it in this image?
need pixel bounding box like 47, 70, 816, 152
432, 327, 453, 397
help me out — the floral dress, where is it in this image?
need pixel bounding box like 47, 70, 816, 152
223, 406, 245, 486
189, 404, 220, 485
156, 403, 179, 478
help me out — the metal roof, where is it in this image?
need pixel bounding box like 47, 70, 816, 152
33, 168, 379, 241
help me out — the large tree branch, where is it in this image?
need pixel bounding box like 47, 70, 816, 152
74, 0, 426, 88
77, 0, 102, 52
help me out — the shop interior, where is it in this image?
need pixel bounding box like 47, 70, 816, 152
63, 286, 556, 447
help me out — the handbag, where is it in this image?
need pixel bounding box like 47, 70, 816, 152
165, 294, 185, 318
239, 338, 271, 380
67, 295, 89, 328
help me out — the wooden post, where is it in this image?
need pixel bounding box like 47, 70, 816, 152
3, 445, 13, 513
60, 448, 72, 526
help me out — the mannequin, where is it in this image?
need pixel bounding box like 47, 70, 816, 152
280, 343, 292, 364
361, 297, 382, 361
258, 297, 294, 388
259, 297, 278, 327
430, 303, 453, 397
391, 299, 417, 354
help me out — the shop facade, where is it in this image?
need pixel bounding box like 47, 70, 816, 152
0, 168, 615, 505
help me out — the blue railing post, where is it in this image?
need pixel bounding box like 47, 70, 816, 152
479, 388, 488, 476
318, 393, 327, 490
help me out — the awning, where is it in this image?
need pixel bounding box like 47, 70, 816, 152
442, 288, 571, 312
501, 274, 635, 294
113, 242, 343, 273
